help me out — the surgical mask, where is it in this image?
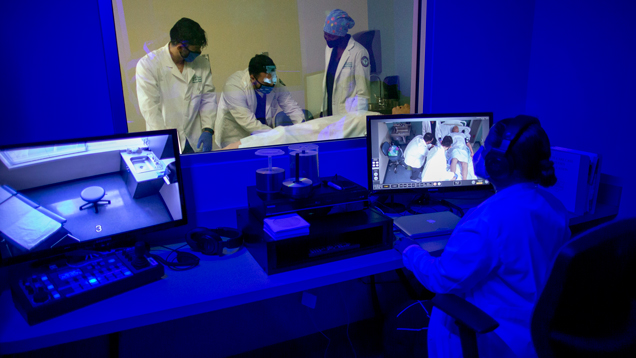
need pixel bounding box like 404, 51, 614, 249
257, 82, 274, 95
326, 39, 341, 48
326, 36, 347, 48
180, 44, 201, 63
473, 146, 490, 179
183, 51, 200, 63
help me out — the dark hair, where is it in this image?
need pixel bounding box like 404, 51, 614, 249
248, 55, 276, 76
441, 136, 453, 148
170, 18, 207, 47
423, 132, 437, 146
507, 122, 557, 187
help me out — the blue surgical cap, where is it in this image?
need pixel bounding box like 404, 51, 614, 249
324, 9, 355, 37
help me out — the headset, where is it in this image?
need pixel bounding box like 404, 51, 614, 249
185, 227, 243, 256
484, 115, 541, 179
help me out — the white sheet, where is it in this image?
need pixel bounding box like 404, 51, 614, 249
238, 111, 379, 148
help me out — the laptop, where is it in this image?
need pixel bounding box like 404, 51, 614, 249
394, 211, 461, 239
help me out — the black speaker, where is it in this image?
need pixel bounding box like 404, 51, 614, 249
484, 115, 540, 179
185, 227, 243, 256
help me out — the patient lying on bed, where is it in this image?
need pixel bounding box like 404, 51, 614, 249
221, 104, 412, 150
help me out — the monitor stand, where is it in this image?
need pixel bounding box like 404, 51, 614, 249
378, 194, 406, 214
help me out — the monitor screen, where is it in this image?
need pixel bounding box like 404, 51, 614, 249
367, 113, 493, 192
0, 129, 186, 266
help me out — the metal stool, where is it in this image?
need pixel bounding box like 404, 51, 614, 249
79, 186, 110, 213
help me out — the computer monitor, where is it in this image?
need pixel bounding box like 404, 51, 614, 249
367, 112, 493, 193
0, 129, 186, 266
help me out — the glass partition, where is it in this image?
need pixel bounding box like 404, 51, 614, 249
112, 0, 416, 153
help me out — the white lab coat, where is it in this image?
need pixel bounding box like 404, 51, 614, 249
136, 43, 217, 152
321, 37, 371, 116
403, 182, 571, 358
237, 110, 379, 149
215, 69, 305, 147
421, 145, 454, 182
403, 135, 429, 168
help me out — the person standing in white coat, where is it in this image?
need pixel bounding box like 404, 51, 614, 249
136, 18, 216, 154
321, 9, 371, 116
214, 54, 305, 148
395, 115, 571, 358
403, 133, 435, 182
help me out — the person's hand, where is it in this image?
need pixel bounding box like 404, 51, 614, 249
197, 131, 213, 152
221, 140, 241, 150
394, 236, 420, 254
392, 103, 411, 115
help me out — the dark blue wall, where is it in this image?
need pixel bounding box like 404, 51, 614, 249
0, 1, 116, 146
423, 0, 536, 121
525, 0, 636, 217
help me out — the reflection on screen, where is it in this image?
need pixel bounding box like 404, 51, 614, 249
0, 133, 183, 262
368, 115, 491, 191
110, 0, 415, 152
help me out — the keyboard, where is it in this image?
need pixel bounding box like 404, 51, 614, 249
10, 247, 164, 325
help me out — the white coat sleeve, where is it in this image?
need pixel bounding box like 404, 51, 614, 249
222, 82, 271, 134
199, 66, 217, 130
402, 216, 498, 294
353, 49, 371, 103
136, 59, 165, 131
276, 85, 305, 124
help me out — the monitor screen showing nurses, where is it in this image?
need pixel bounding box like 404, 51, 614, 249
368, 116, 491, 190
111, 1, 415, 153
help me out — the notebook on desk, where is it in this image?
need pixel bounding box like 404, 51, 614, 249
394, 211, 461, 239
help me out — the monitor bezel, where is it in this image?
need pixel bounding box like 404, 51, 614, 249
0, 129, 187, 267
366, 112, 494, 195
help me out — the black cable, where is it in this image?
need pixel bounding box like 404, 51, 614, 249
149, 244, 200, 271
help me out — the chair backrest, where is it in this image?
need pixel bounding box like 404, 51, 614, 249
381, 141, 390, 157
531, 218, 636, 357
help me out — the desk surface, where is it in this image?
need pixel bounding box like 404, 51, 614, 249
0, 234, 447, 355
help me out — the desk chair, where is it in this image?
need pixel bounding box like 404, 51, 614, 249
532, 218, 636, 357
381, 141, 407, 174
80, 186, 111, 213
429, 218, 636, 358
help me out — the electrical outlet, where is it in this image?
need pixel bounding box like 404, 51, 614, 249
301, 291, 317, 309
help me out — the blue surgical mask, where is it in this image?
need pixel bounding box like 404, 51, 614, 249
473, 146, 490, 179
257, 84, 274, 95
183, 51, 200, 63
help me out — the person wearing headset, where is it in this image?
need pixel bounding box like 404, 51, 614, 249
395, 115, 571, 357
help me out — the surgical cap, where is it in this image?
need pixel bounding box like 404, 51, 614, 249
324, 9, 355, 37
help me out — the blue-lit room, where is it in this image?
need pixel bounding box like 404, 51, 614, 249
1, 0, 635, 357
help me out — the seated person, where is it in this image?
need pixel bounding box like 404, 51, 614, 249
214, 54, 305, 148
395, 115, 570, 358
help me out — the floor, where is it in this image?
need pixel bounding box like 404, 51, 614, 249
22, 173, 172, 242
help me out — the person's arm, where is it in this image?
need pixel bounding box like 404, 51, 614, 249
136, 58, 166, 130
352, 48, 371, 106
276, 84, 305, 124
222, 83, 271, 134
221, 140, 241, 150
198, 63, 217, 131
402, 216, 498, 294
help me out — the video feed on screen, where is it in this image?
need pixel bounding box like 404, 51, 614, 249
0, 133, 183, 261
368, 115, 491, 191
